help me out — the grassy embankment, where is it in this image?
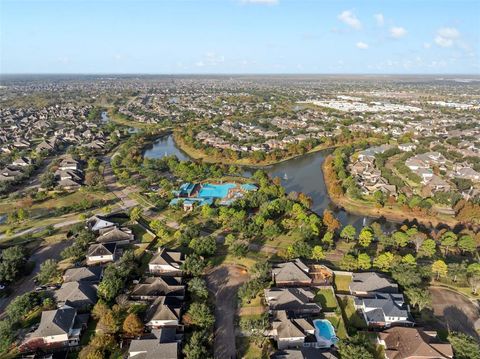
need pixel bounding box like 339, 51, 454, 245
173, 132, 339, 167
322, 154, 461, 228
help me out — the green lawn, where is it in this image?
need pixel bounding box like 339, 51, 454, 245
131, 223, 154, 243
80, 319, 98, 345
325, 314, 348, 339
334, 274, 352, 293
338, 296, 367, 332
235, 336, 268, 359
315, 288, 338, 311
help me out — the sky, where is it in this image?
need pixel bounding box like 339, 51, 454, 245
1, 0, 479, 74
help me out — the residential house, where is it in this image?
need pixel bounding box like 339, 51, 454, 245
87, 215, 116, 232
96, 226, 134, 246
130, 276, 185, 301
144, 296, 183, 329
354, 292, 412, 328
20, 306, 88, 352
54, 282, 98, 311
349, 272, 399, 297
267, 310, 314, 350
148, 248, 185, 276
272, 259, 312, 287
86, 243, 117, 265
63, 266, 103, 283
377, 327, 453, 359
264, 288, 321, 315
128, 328, 180, 359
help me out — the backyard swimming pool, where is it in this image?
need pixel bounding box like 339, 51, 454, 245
313, 319, 338, 348
198, 183, 236, 199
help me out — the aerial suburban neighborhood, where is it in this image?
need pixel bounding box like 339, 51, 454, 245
1, 0, 480, 359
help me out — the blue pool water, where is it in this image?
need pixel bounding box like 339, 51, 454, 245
313, 319, 338, 346
198, 183, 236, 199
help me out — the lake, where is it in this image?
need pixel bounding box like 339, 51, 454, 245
144, 135, 397, 231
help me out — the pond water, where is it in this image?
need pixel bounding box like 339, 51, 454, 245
144, 135, 191, 162
144, 135, 397, 231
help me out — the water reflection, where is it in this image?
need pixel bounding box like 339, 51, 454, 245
144, 135, 397, 231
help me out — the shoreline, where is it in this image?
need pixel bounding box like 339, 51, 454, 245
172, 132, 382, 169
321, 154, 463, 229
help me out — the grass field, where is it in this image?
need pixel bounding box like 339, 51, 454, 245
235, 336, 268, 359
334, 274, 352, 293
315, 288, 338, 311
338, 296, 367, 331
325, 314, 348, 339
131, 223, 155, 243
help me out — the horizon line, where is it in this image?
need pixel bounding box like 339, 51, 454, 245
1, 72, 480, 77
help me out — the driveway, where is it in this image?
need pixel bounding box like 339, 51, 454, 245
429, 287, 480, 339
206, 265, 249, 359
0, 238, 73, 314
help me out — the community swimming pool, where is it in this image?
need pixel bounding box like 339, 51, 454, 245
313, 319, 338, 348
198, 183, 236, 199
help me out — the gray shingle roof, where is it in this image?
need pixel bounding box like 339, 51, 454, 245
34, 306, 76, 337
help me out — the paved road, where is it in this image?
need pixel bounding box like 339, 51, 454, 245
206, 265, 249, 359
0, 218, 81, 241
102, 155, 138, 210
0, 238, 73, 314
429, 287, 480, 339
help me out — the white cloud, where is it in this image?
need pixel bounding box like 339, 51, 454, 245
423, 42, 431, 49
195, 52, 225, 67
434, 27, 460, 47
338, 10, 362, 30
390, 26, 407, 38
356, 41, 369, 49
241, 0, 278, 4
374, 13, 384, 26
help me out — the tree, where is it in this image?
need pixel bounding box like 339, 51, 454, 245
457, 235, 476, 255
392, 231, 409, 248
401, 254, 416, 266
36, 259, 60, 285
418, 239, 436, 258
358, 227, 373, 248
129, 207, 143, 222
323, 210, 340, 233
183, 330, 211, 359
339, 254, 357, 271
405, 287, 431, 311
448, 332, 480, 359
391, 263, 422, 287
186, 303, 214, 329
431, 260, 448, 280
357, 253, 371, 270
98, 310, 119, 334
122, 313, 144, 337
0, 319, 14, 354
311, 245, 325, 261
189, 236, 216, 257
338, 334, 375, 359
340, 225, 356, 242
182, 254, 205, 276
467, 276, 480, 295
188, 277, 209, 300
0, 246, 26, 283
40, 171, 56, 189
6, 292, 42, 323
440, 231, 457, 255
448, 262, 467, 282
373, 252, 394, 272
321, 231, 334, 247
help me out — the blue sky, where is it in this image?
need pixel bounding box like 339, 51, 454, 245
1, 0, 479, 74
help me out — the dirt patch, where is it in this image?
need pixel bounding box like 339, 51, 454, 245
206, 265, 249, 359
429, 287, 480, 339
